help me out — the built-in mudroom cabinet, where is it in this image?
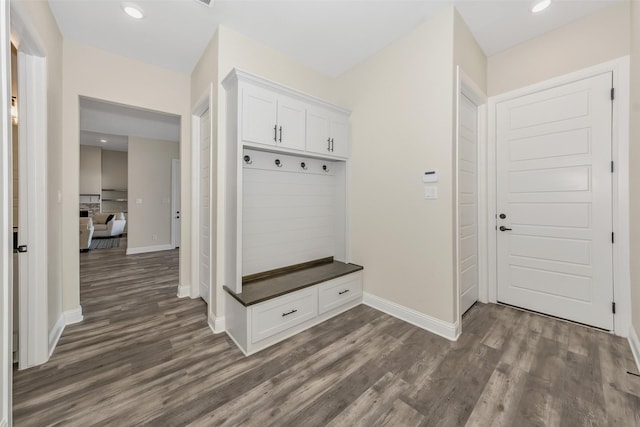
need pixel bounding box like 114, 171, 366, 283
222, 70, 363, 355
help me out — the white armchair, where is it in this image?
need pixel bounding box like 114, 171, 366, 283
92, 212, 127, 238
79, 217, 94, 251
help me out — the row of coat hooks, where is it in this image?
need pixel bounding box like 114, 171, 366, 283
244, 154, 330, 172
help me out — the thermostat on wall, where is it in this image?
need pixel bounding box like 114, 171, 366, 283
423, 170, 438, 183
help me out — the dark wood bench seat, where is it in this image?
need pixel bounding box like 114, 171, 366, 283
224, 257, 363, 307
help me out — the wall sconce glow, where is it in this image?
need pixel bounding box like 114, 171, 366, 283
122, 3, 144, 19
531, 0, 551, 13
11, 96, 18, 125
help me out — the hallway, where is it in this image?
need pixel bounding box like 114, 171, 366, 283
11, 244, 640, 426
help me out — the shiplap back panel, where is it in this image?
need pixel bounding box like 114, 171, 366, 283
242, 150, 340, 275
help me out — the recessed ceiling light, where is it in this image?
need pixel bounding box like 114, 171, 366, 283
122, 3, 144, 19
100, 139, 108, 143
531, 0, 551, 13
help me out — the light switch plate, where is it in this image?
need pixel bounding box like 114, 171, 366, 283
424, 186, 438, 200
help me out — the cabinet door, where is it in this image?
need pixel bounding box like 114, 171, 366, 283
306, 108, 332, 155
242, 86, 278, 146
276, 96, 306, 151
329, 114, 349, 158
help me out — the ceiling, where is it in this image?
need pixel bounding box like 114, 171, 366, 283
48, 0, 622, 78
79, 97, 181, 151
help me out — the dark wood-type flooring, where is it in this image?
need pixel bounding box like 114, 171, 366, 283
12, 242, 640, 426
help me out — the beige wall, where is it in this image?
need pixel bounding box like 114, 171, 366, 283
15, 0, 64, 333
79, 145, 101, 195
101, 149, 127, 190
454, 9, 487, 94
487, 2, 630, 96
630, 2, 640, 336
62, 40, 191, 313
333, 7, 458, 324
128, 137, 179, 250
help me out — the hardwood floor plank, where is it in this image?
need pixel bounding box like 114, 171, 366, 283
11, 244, 640, 426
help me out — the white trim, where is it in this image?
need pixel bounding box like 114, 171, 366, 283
363, 293, 458, 341
628, 326, 640, 374
176, 285, 191, 298
126, 244, 175, 255
63, 306, 84, 325
487, 56, 631, 336
0, 0, 12, 423
191, 87, 212, 300
208, 314, 226, 334
455, 67, 488, 334
170, 158, 180, 249
48, 313, 65, 357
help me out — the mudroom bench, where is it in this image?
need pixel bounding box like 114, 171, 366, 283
224, 257, 363, 355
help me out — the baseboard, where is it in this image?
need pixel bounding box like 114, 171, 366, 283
628, 325, 640, 374
48, 313, 66, 356
177, 285, 191, 298
126, 244, 174, 255
363, 292, 458, 341
208, 314, 226, 334
63, 306, 84, 325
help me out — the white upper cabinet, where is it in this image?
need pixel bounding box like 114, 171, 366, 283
242, 86, 306, 151
226, 69, 351, 159
305, 107, 349, 158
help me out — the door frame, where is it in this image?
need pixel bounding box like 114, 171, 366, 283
187, 86, 212, 300
1, 0, 12, 423
11, 1, 50, 368
455, 67, 487, 334
171, 158, 180, 249
487, 56, 631, 337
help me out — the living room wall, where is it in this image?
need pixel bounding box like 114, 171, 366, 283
127, 137, 179, 254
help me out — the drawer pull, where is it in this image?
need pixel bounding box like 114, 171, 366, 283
282, 309, 298, 317
338, 289, 350, 295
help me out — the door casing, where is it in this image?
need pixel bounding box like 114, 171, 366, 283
487, 56, 631, 337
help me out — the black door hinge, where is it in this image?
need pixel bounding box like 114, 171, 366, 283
612, 232, 615, 244
611, 88, 615, 100
612, 302, 616, 314
611, 161, 614, 173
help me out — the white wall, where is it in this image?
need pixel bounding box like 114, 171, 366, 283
333, 7, 458, 324
101, 149, 127, 190
62, 40, 191, 313
487, 2, 630, 96
127, 137, 179, 251
629, 2, 640, 337
13, 0, 64, 337
79, 145, 101, 195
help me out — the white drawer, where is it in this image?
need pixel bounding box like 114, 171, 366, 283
318, 272, 362, 314
250, 287, 318, 343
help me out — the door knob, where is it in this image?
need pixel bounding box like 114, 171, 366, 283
499, 213, 506, 219
499, 226, 512, 232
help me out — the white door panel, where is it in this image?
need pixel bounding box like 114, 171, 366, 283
459, 94, 478, 314
497, 72, 613, 330
242, 86, 277, 146
276, 96, 306, 151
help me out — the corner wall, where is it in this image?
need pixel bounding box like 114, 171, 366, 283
62, 40, 191, 313
333, 7, 458, 324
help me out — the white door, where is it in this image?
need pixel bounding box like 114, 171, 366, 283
276, 95, 306, 151
241, 86, 277, 146
496, 72, 613, 330
199, 108, 211, 304
171, 159, 180, 248
459, 94, 478, 315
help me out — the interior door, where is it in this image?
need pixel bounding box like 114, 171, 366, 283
199, 108, 210, 304
496, 72, 613, 330
459, 94, 478, 315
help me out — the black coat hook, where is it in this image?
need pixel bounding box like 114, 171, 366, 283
275, 159, 282, 168
322, 164, 329, 172
243, 155, 252, 164
301, 162, 308, 170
